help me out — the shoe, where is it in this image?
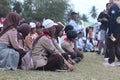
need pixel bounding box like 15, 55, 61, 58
115, 62, 120, 66
97, 51, 101, 55
104, 58, 109, 61
103, 62, 115, 67
73, 57, 81, 63
55, 68, 69, 72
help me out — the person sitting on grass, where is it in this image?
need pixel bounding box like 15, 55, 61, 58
31, 19, 74, 71
61, 30, 84, 63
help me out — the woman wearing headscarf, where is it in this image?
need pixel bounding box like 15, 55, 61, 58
17, 23, 31, 66
53, 22, 75, 66
31, 19, 74, 71
24, 22, 38, 50
0, 12, 24, 70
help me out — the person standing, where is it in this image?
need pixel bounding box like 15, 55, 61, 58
69, 12, 81, 33
97, 3, 111, 55
103, 0, 120, 66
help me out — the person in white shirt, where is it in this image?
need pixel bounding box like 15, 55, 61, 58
69, 12, 81, 33
76, 32, 84, 51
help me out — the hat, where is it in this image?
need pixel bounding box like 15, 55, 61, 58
30, 22, 36, 28
0, 24, 3, 28
82, 37, 86, 40
66, 30, 77, 40
57, 22, 65, 28
42, 19, 58, 29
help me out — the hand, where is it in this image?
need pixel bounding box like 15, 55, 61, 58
102, 18, 108, 21
66, 63, 75, 71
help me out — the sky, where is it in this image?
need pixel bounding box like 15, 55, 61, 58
19, 0, 109, 22
70, 0, 109, 22
70, 0, 109, 14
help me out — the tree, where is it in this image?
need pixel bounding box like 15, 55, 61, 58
64, 8, 74, 24
0, 0, 11, 17
81, 14, 88, 22
89, 6, 97, 19
13, 1, 22, 14
21, 0, 70, 22
22, 0, 33, 22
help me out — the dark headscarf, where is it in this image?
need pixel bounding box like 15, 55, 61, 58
0, 12, 20, 37
64, 25, 74, 33
54, 23, 64, 41
17, 23, 31, 39
55, 24, 64, 36
66, 30, 77, 41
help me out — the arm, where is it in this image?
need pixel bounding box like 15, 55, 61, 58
8, 29, 25, 51
52, 38, 65, 53
24, 36, 33, 50
42, 37, 74, 71
61, 41, 75, 53
41, 36, 61, 55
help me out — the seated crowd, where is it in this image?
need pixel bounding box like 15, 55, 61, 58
0, 12, 85, 71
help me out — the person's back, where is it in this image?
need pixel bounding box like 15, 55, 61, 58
0, 12, 23, 70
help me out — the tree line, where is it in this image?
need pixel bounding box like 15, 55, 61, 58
0, 0, 98, 23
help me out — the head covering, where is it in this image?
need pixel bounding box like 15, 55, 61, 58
66, 30, 77, 41
64, 25, 74, 33
17, 23, 31, 39
3, 12, 20, 28
0, 12, 20, 37
30, 22, 36, 28
82, 37, 86, 41
57, 22, 65, 28
0, 24, 3, 28
42, 19, 58, 29
55, 23, 64, 37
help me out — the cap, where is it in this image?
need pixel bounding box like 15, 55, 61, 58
0, 24, 3, 28
42, 19, 58, 29
30, 22, 36, 28
57, 22, 65, 28
82, 37, 86, 40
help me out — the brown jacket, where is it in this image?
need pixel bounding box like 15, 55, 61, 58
61, 41, 74, 53
31, 36, 61, 68
0, 28, 24, 50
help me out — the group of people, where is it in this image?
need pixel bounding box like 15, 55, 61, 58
0, 0, 120, 72
0, 11, 84, 71
97, 0, 120, 67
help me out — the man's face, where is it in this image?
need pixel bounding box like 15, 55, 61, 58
72, 14, 78, 21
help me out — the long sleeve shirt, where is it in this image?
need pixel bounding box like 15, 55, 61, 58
0, 28, 24, 50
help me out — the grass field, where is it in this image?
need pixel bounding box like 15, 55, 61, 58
0, 52, 120, 80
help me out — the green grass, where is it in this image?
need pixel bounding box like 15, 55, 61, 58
0, 52, 120, 80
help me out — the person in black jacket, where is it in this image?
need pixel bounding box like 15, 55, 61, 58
103, 0, 120, 66
97, 3, 111, 55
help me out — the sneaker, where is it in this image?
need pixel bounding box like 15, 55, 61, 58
97, 51, 101, 55
73, 57, 81, 63
104, 58, 109, 61
55, 69, 69, 72
115, 62, 120, 66
103, 62, 115, 67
